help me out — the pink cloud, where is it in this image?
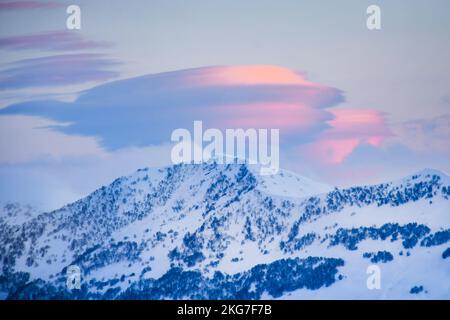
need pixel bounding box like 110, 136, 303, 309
301, 108, 391, 164
171, 65, 343, 135
183, 65, 319, 87
325, 109, 390, 139
212, 102, 331, 134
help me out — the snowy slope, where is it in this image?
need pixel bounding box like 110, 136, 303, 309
0, 163, 449, 299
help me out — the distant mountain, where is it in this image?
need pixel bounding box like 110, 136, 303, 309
0, 163, 449, 299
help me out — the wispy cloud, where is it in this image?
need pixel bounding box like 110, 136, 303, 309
0, 53, 121, 90
0, 31, 113, 52
0, 1, 62, 10
391, 114, 450, 154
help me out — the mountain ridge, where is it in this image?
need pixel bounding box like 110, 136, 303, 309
0, 163, 449, 299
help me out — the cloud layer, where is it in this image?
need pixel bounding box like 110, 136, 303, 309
301, 109, 391, 164
0, 65, 391, 163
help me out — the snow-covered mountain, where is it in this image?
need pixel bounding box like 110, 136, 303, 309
0, 163, 449, 299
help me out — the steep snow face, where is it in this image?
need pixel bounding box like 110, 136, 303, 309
250, 166, 333, 199
0, 163, 449, 299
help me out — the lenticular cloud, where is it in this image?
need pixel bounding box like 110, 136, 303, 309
0, 65, 390, 162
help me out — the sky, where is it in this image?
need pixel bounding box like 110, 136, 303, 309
0, 0, 449, 210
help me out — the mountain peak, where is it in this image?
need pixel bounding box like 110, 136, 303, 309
401, 168, 450, 185
413, 168, 448, 178
2, 162, 449, 299
127, 161, 333, 200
